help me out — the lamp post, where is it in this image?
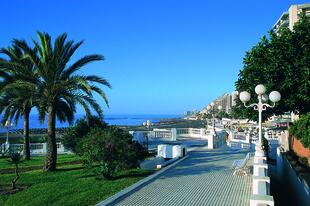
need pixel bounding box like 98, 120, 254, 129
142, 120, 152, 151
239, 84, 281, 157
207, 102, 222, 136
5, 121, 14, 145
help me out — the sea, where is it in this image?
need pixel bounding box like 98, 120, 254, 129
0, 114, 182, 132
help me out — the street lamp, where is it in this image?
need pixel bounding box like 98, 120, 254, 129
239, 84, 281, 157
142, 120, 152, 151
207, 102, 222, 136
4, 121, 14, 145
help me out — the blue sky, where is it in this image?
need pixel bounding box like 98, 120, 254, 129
0, 0, 306, 115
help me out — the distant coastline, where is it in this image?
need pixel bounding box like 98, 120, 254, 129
0, 114, 182, 132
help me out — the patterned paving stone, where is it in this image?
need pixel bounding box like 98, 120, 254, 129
114, 146, 253, 206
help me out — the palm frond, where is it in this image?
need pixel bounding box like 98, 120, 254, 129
61, 54, 103, 80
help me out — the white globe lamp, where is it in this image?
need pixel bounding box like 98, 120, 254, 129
269, 91, 281, 103
239, 91, 251, 103
255, 84, 266, 95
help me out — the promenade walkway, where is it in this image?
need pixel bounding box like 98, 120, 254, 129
114, 146, 253, 206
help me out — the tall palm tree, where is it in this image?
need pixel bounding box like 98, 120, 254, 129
0, 44, 38, 160
17, 32, 111, 171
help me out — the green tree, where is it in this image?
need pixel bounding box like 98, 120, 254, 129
8, 149, 22, 189
62, 115, 107, 154
289, 113, 310, 149
81, 127, 147, 179
216, 111, 231, 119
0, 43, 39, 160
17, 32, 111, 171
235, 13, 310, 120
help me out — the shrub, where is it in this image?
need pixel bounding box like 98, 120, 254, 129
262, 136, 269, 156
81, 126, 148, 179
289, 113, 310, 148
61, 116, 107, 154
299, 157, 309, 168
8, 149, 22, 189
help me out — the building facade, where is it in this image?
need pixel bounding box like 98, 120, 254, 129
273, 4, 310, 32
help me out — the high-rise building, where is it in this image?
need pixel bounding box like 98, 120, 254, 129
231, 91, 239, 107
273, 4, 310, 33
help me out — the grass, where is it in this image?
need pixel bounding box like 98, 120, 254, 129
0, 159, 151, 206
0, 154, 81, 171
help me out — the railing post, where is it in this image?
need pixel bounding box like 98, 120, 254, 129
208, 132, 214, 149
171, 128, 177, 141
43, 143, 47, 153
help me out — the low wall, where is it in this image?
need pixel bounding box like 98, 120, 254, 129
276, 147, 310, 206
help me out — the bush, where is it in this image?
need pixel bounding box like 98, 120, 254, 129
262, 136, 269, 156
289, 113, 310, 148
80, 126, 148, 179
61, 116, 107, 154
8, 148, 22, 189
299, 157, 309, 168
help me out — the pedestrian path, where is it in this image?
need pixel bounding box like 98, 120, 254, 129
114, 146, 253, 206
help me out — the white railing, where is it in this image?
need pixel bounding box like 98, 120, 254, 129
176, 128, 205, 138
228, 131, 252, 150
131, 127, 227, 149
152, 129, 175, 140
0, 143, 70, 155
251, 155, 274, 206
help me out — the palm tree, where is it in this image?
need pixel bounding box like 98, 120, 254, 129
17, 32, 111, 171
0, 44, 38, 160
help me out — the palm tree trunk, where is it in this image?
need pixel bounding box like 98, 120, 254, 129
23, 109, 31, 160
44, 105, 57, 171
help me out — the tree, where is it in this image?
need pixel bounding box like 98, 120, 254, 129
216, 111, 231, 119
8, 149, 22, 189
235, 13, 310, 120
81, 127, 147, 179
0, 43, 39, 160
17, 32, 111, 171
62, 115, 107, 154
289, 113, 310, 149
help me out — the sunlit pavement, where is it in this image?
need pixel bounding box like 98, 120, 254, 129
114, 146, 253, 206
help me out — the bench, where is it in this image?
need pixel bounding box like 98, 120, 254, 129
232, 153, 251, 175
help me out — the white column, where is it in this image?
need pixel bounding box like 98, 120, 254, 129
256, 94, 265, 157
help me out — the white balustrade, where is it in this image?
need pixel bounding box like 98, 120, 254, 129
131, 127, 227, 149
0, 142, 70, 155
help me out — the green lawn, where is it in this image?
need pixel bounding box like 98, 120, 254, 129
0, 154, 81, 170
0, 162, 151, 206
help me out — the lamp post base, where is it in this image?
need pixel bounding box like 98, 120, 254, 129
255, 143, 265, 157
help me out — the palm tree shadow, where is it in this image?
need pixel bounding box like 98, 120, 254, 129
116, 170, 152, 179
56, 166, 84, 172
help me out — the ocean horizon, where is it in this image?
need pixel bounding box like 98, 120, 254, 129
0, 114, 182, 132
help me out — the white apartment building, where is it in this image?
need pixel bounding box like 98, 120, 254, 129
273, 4, 310, 32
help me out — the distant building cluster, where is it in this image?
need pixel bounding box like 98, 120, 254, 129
273, 3, 310, 32
204, 91, 239, 114
191, 4, 310, 121
184, 110, 199, 116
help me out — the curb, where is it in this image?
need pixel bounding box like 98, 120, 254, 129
96, 155, 189, 206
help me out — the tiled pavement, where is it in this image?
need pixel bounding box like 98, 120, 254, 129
114, 146, 253, 206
